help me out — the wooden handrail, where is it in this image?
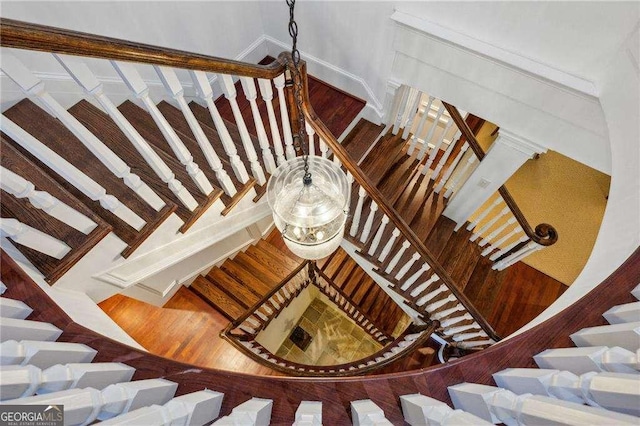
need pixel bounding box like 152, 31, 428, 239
443, 102, 558, 247
0, 18, 287, 78
290, 58, 501, 342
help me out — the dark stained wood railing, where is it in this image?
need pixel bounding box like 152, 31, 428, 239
291, 59, 501, 342
0, 18, 287, 78
443, 102, 559, 248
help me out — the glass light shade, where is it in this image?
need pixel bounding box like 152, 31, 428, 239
267, 156, 350, 260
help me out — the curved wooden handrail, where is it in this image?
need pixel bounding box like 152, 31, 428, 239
3, 245, 639, 424
223, 319, 437, 377
289, 57, 501, 342
0, 19, 287, 78
443, 102, 558, 247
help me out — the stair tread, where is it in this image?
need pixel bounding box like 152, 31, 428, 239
4, 99, 176, 258
245, 244, 298, 281
360, 282, 382, 313
156, 101, 257, 215
351, 275, 374, 305
360, 131, 407, 186
255, 239, 301, 271
0, 138, 111, 284
321, 249, 349, 280
116, 100, 223, 231
341, 267, 366, 298
424, 215, 457, 259
342, 119, 385, 163
190, 276, 245, 321
206, 268, 259, 308
232, 251, 283, 289
220, 259, 274, 297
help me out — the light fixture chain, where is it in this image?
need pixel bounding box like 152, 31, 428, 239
286, 0, 311, 184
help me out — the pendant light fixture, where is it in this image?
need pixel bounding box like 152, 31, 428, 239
266, 0, 350, 260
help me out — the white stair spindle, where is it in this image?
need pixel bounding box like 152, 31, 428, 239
396, 252, 421, 280
162, 389, 224, 426
293, 401, 322, 426
417, 104, 445, 161
304, 121, 316, 156
218, 74, 266, 185
426, 294, 456, 313
112, 61, 213, 195
155, 65, 237, 196
213, 397, 272, 425
273, 74, 296, 160
379, 228, 400, 263
443, 323, 480, 336
190, 70, 251, 183
604, 302, 640, 324
434, 142, 469, 194
1, 340, 96, 369
385, 240, 410, 273
422, 118, 453, 174
0, 298, 33, 319
0, 318, 62, 342
493, 241, 542, 271
470, 207, 511, 242
1, 218, 71, 259
350, 186, 367, 237
392, 86, 410, 135
444, 155, 477, 199
490, 233, 529, 261
368, 214, 389, 255
5, 53, 165, 212
534, 346, 610, 375
258, 78, 286, 166
441, 312, 474, 328
414, 281, 446, 303
407, 96, 435, 156
479, 217, 518, 247
431, 129, 462, 181
319, 136, 329, 158
432, 304, 465, 321
570, 322, 640, 352
241, 77, 277, 173
457, 339, 495, 349
400, 263, 431, 291
2, 118, 146, 230
467, 197, 503, 231
351, 399, 393, 426
401, 393, 492, 426
54, 55, 195, 211
482, 225, 523, 257
601, 346, 640, 374
402, 89, 422, 139
359, 201, 378, 243
38, 363, 135, 395
1, 167, 97, 234
99, 378, 178, 421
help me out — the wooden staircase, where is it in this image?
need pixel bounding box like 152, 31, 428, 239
343, 118, 566, 337
190, 239, 302, 321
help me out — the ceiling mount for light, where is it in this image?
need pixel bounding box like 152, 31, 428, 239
266, 0, 350, 260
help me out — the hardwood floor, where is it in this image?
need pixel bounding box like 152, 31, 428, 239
98, 287, 280, 376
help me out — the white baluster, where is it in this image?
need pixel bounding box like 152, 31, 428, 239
444, 155, 477, 199
392, 85, 410, 135
1, 167, 97, 234
190, 70, 251, 183
273, 74, 296, 160
434, 142, 469, 194
294, 401, 322, 426
112, 61, 213, 195
441, 312, 473, 328
319, 136, 329, 158
379, 228, 400, 263
482, 225, 523, 257
213, 397, 272, 425
305, 121, 316, 156
396, 252, 421, 280
422, 118, 453, 175
218, 74, 266, 185
416, 104, 445, 161
0, 218, 71, 259
570, 322, 640, 352
431, 129, 462, 181
425, 294, 456, 313
156, 65, 237, 196
349, 186, 367, 237
415, 281, 446, 304
351, 399, 393, 426
493, 241, 542, 271
401, 393, 492, 426
470, 206, 511, 242
407, 96, 435, 156
479, 217, 517, 247
4, 53, 166, 212
432, 304, 466, 321
1, 340, 97, 369
402, 89, 422, 139
457, 339, 495, 349
400, 263, 430, 291
359, 201, 378, 243
368, 214, 389, 255
385, 240, 411, 273
258, 78, 286, 166
240, 77, 277, 173
2, 118, 146, 230
443, 323, 481, 336
490, 233, 529, 261
452, 330, 487, 342
466, 197, 502, 231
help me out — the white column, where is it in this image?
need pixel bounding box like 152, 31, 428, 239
444, 130, 547, 226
